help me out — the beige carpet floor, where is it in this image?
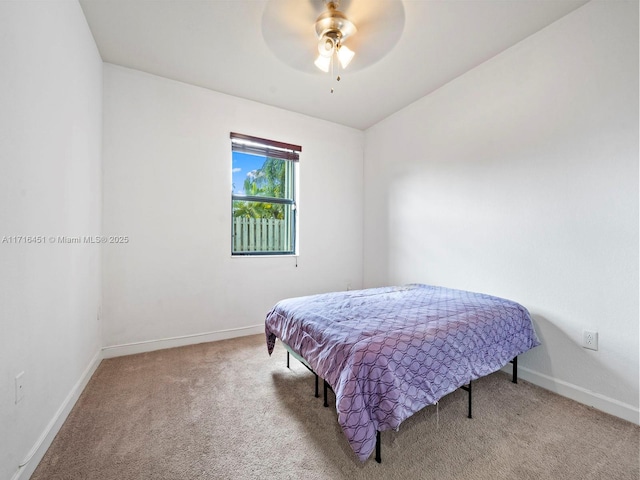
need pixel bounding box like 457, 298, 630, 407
32, 334, 639, 480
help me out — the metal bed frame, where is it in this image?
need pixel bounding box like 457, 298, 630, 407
284, 343, 518, 463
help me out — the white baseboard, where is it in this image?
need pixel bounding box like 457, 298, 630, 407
101, 324, 264, 358
11, 326, 263, 480
11, 349, 103, 480
502, 364, 639, 425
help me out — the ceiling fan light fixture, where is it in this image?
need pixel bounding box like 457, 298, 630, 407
318, 35, 336, 57
314, 0, 357, 77
314, 54, 332, 73
337, 44, 355, 69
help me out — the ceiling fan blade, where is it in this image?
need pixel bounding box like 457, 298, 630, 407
262, 0, 319, 72
342, 1, 405, 70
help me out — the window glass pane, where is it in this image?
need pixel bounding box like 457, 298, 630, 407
232, 153, 293, 200
231, 134, 298, 256
232, 201, 295, 254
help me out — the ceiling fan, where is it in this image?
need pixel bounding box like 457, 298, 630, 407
262, 0, 405, 86
313, 1, 357, 74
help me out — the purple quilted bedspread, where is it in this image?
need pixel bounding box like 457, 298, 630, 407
265, 284, 540, 462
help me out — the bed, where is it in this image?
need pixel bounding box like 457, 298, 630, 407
265, 284, 540, 462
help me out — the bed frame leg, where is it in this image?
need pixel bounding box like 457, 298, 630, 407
511, 356, 518, 384
461, 380, 473, 419
286, 349, 321, 397
375, 431, 381, 463
323, 379, 329, 407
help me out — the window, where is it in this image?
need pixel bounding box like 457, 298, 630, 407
230, 132, 300, 255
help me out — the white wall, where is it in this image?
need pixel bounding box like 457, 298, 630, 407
364, 0, 638, 423
0, 2, 103, 479
102, 65, 364, 353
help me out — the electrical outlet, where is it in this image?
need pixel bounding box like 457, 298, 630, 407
583, 330, 598, 351
15, 372, 24, 404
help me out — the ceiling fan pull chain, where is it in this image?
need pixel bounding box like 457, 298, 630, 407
330, 55, 343, 93
330, 55, 335, 93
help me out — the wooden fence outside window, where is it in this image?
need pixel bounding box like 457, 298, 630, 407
232, 217, 290, 253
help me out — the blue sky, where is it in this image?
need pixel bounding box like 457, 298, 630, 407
232, 152, 265, 195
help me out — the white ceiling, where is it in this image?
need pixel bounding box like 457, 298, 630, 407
79, 0, 589, 130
